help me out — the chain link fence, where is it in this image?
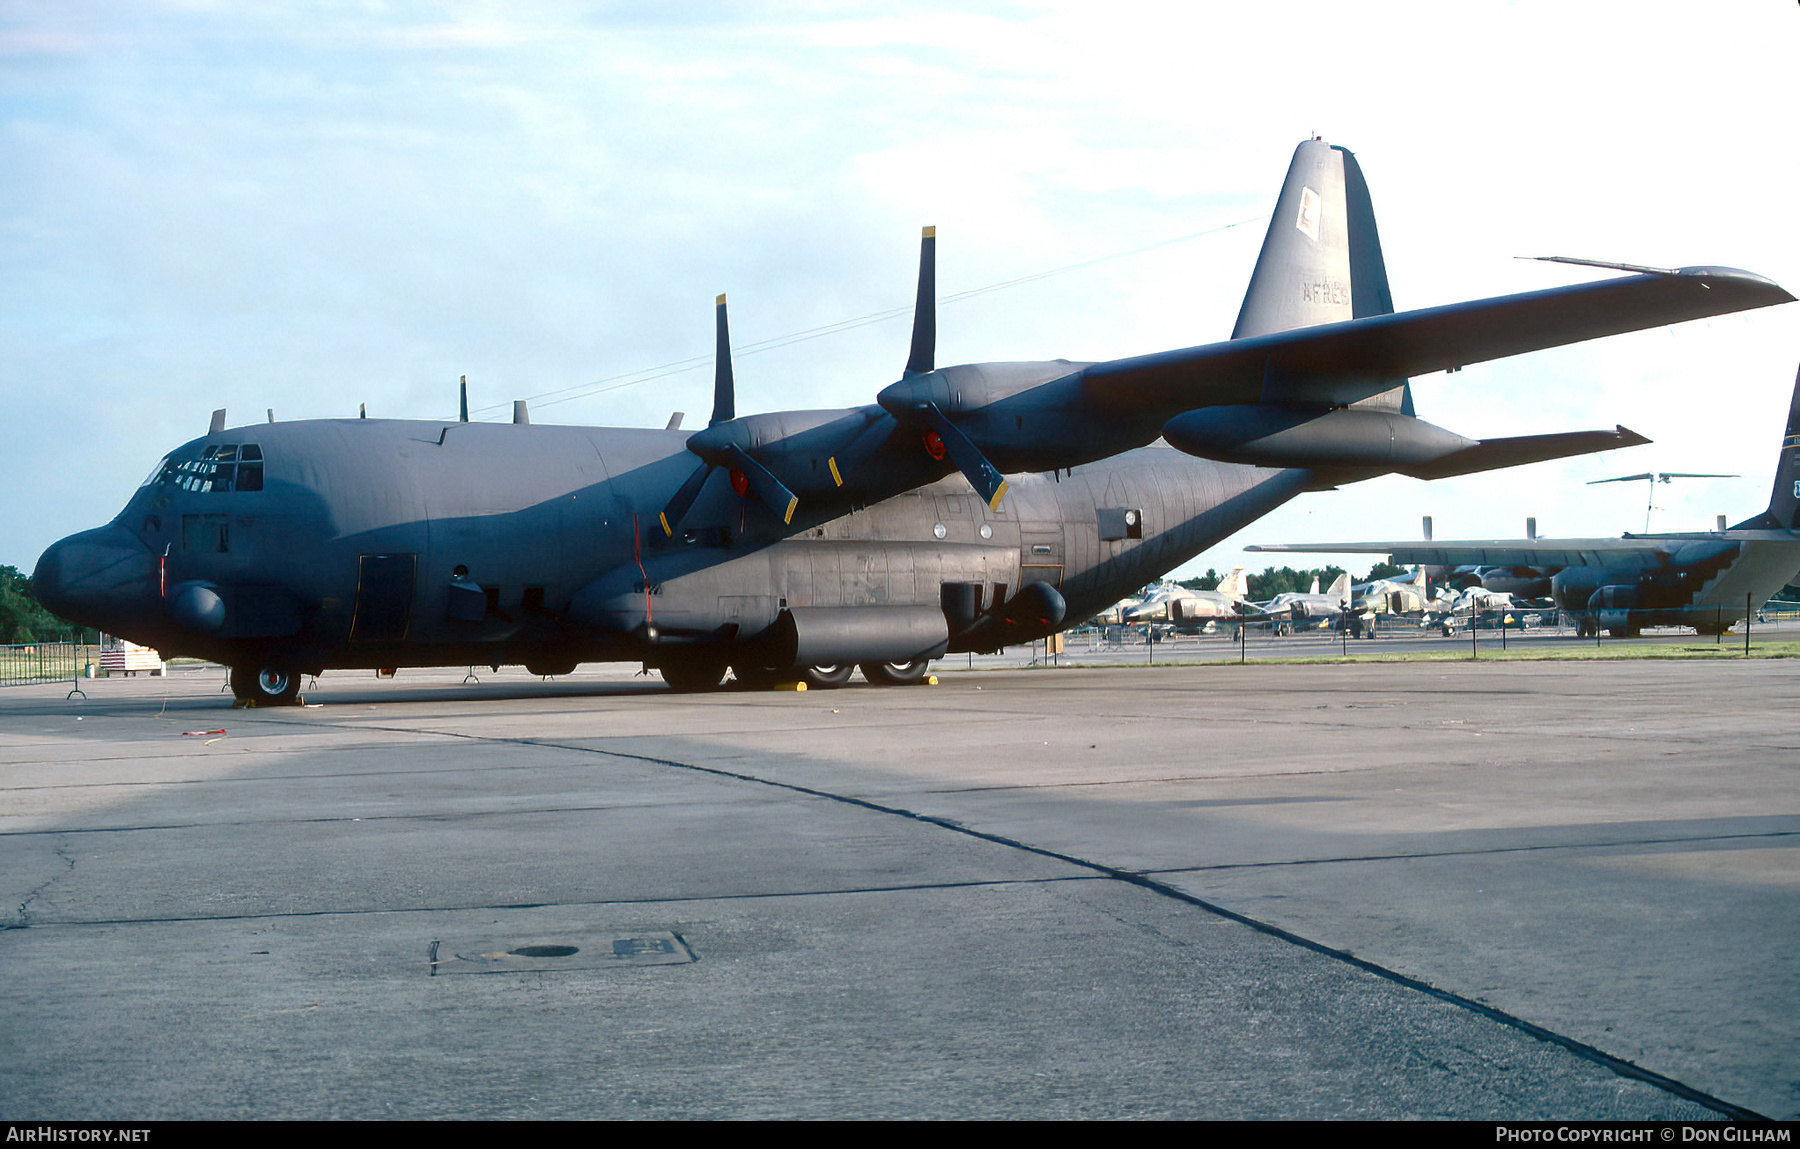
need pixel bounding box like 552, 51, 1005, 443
0, 641, 86, 690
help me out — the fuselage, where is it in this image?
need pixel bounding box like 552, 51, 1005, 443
34, 415, 1312, 676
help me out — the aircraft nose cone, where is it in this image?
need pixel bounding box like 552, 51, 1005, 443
33, 524, 158, 630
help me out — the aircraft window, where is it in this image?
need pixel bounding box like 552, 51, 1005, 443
1097, 507, 1143, 541
152, 444, 264, 493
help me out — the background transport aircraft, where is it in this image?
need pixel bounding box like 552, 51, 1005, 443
32, 139, 1793, 703
1250, 363, 1800, 638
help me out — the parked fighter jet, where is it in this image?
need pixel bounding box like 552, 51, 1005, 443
1249, 362, 1800, 638
1241, 572, 1353, 635
1120, 569, 1250, 629
33, 140, 1794, 702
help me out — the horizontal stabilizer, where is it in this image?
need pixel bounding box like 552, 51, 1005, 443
1085, 267, 1792, 412
1395, 425, 1650, 480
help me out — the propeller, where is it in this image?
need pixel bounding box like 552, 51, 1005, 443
876, 226, 1010, 511
1587, 472, 1738, 484
906, 226, 936, 376
658, 294, 800, 538
914, 400, 1008, 510
1588, 471, 1739, 533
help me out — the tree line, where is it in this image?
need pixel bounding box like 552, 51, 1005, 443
0, 566, 88, 644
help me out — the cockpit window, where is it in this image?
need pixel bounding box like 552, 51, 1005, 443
148, 443, 263, 493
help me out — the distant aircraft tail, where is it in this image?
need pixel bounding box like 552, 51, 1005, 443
1326, 571, 1350, 604
1234, 138, 1413, 415
1224, 566, 1249, 599
1733, 361, 1800, 530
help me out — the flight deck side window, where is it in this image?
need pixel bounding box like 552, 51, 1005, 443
181, 513, 230, 553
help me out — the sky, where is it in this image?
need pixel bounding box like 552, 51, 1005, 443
4, 1, 1798, 578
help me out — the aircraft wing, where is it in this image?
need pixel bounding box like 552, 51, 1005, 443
1247, 539, 1672, 568
1083, 266, 1792, 410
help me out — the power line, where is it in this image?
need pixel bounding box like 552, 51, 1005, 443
461, 213, 1265, 420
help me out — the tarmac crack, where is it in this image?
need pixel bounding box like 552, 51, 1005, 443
12, 873, 1103, 928
1139, 828, 1800, 874
9, 841, 76, 929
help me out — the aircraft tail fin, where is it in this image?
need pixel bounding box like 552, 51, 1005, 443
1225, 566, 1248, 600
1734, 361, 1800, 530
1326, 571, 1350, 604
1234, 139, 1412, 414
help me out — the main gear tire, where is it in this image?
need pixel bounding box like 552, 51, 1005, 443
798, 664, 854, 689
230, 664, 301, 706
859, 659, 931, 686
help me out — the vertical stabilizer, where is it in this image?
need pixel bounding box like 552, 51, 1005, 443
1737, 362, 1800, 529
1236, 140, 1411, 413
1235, 140, 1355, 338
1225, 566, 1248, 599
1326, 571, 1350, 604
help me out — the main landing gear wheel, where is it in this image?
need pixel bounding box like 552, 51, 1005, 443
230, 665, 301, 706
859, 659, 931, 686
797, 664, 853, 689
660, 661, 727, 693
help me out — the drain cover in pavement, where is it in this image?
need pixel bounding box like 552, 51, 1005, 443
431, 930, 693, 975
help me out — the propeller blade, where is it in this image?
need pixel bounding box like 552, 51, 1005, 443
711, 294, 735, 427
658, 462, 716, 537
905, 226, 935, 377
918, 402, 1008, 511
720, 444, 799, 524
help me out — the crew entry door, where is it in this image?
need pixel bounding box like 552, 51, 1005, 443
349, 553, 417, 643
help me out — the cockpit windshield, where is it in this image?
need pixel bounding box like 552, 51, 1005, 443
146, 443, 264, 493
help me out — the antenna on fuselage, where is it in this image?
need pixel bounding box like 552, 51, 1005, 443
513, 400, 530, 425
905, 226, 936, 376
460, 375, 469, 423
266, 409, 275, 423
209, 409, 226, 434
359, 403, 366, 419
711, 293, 734, 426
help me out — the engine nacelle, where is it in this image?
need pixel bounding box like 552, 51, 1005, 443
1587, 585, 1640, 612
1160, 406, 1475, 469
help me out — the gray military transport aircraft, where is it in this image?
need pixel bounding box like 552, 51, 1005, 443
32, 139, 1795, 703
1249, 362, 1800, 638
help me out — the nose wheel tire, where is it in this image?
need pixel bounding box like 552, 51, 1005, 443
859, 659, 931, 686
230, 665, 301, 706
